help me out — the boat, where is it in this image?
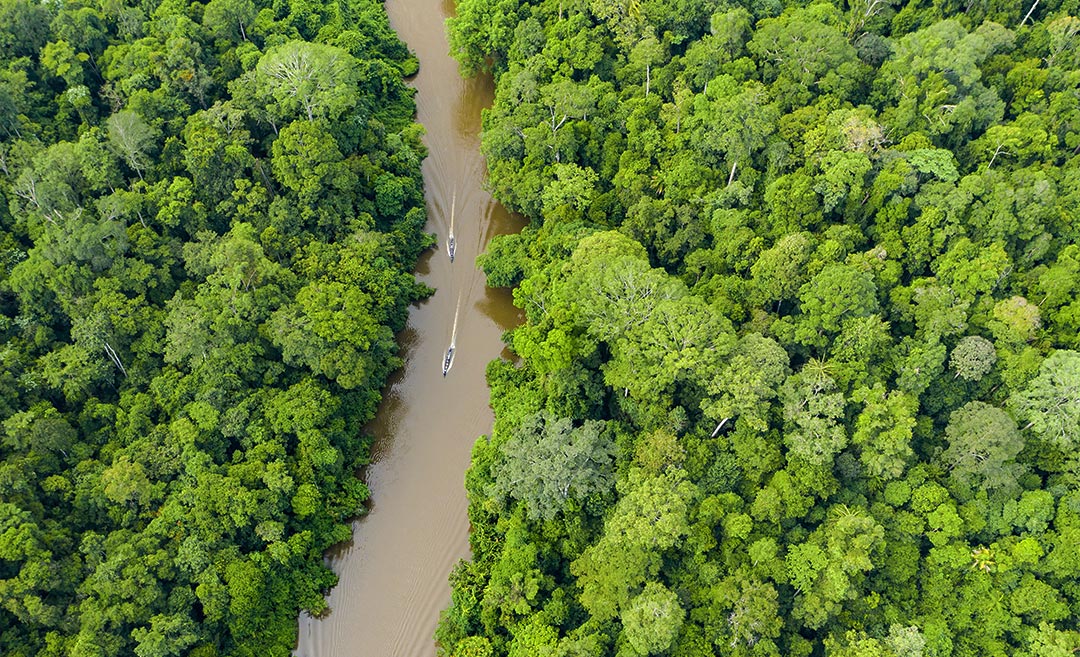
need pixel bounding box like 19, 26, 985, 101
442, 345, 454, 376
442, 292, 460, 376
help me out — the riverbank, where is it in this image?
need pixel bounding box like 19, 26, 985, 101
293, 0, 523, 654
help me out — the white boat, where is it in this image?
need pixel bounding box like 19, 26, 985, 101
442, 345, 454, 376
442, 293, 460, 376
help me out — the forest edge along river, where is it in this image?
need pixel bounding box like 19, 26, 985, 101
293, 0, 523, 655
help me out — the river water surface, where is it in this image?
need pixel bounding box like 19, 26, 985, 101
293, 0, 522, 654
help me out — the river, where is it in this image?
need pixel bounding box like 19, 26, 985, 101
292, 0, 522, 655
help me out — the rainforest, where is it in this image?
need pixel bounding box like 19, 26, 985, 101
3, 0, 1080, 655
0, 0, 430, 654
435, 0, 1080, 655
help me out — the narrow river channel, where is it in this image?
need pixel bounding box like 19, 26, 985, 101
293, 0, 522, 654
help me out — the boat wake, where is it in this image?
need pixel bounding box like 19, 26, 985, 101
447, 189, 456, 263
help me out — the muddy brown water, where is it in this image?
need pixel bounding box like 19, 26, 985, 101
293, 1, 523, 655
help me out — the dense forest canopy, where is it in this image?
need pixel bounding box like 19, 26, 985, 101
0, 0, 430, 654
438, 0, 1080, 655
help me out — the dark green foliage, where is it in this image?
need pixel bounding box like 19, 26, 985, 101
0, 0, 429, 654
439, 0, 1080, 655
